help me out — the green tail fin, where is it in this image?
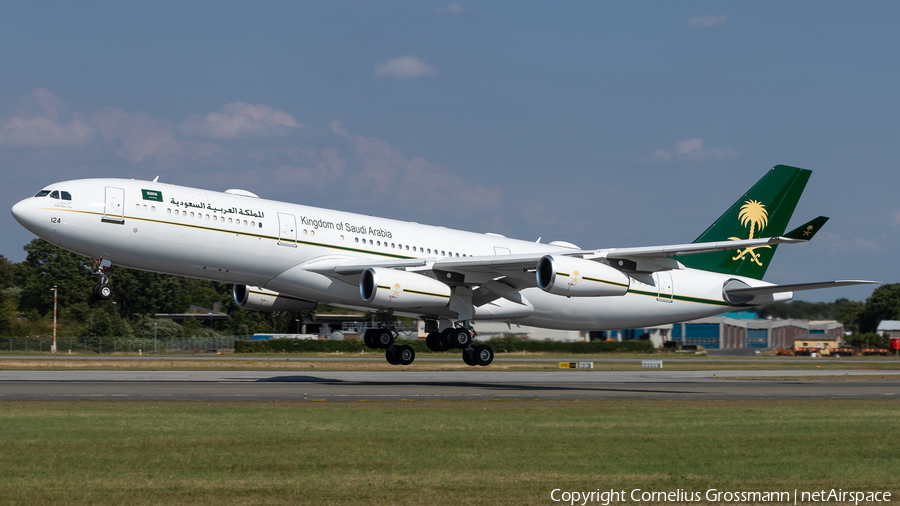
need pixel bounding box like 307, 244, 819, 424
678, 165, 811, 280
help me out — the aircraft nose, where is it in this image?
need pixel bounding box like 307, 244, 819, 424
11, 198, 33, 226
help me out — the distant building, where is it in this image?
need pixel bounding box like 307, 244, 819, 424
472, 322, 671, 346
668, 313, 843, 350
792, 333, 844, 355
876, 321, 900, 338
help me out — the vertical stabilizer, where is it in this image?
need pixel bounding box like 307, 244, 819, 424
678, 165, 811, 280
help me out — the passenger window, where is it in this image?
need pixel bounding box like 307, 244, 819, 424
60, 191, 72, 200
34, 190, 51, 197
49, 191, 60, 199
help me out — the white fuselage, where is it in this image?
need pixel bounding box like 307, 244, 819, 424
11, 178, 775, 331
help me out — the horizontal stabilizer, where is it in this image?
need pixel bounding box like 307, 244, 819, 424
783, 216, 829, 240
724, 280, 879, 297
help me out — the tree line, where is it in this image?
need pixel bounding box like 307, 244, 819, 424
1, 238, 898, 346
0, 239, 312, 340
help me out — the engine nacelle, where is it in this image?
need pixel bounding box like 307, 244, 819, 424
360, 268, 451, 309
233, 285, 317, 312
536, 255, 630, 297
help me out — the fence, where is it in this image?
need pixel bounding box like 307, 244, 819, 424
0, 336, 244, 354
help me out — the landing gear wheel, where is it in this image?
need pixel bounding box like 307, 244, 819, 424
94, 283, 113, 300
474, 345, 494, 367
373, 329, 394, 349
447, 328, 472, 349
439, 328, 456, 350
462, 348, 477, 366
426, 331, 444, 352
385, 347, 399, 365
395, 345, 415, 366
363, 329, 378, 349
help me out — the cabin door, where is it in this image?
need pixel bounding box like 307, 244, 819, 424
278, 213, 297, 246
102, 187, 125, 223
654, 271, 673, 302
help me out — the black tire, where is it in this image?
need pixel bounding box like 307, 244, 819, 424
96, 284, 113, 300
439, 328, 455, 350
363, 329, 378, 349
396, 345, 415, 366
373, 329, 393, 349
425, 332, 442, 352
462, 348, 477, 366
385, 347, 399, 365
474, 345, 494, 366
448, 328, 472, 349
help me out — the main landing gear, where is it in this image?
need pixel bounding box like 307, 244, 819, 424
91, 258, 114, 300
362, 313, 493, 367
362, 311, 416, 366
425, 324, 493, 367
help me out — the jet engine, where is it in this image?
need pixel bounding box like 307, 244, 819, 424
360, 268, 452, 309
233, 285, 317, 312
536, 255, 630, 297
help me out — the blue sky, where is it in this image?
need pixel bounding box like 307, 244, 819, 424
1, 1, 897, 302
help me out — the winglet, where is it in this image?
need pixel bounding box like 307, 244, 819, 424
784, 216, 829, 241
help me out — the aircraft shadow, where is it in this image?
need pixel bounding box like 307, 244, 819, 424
254, 376, 697, 394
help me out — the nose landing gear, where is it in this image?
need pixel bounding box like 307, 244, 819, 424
91, 258, 114, 300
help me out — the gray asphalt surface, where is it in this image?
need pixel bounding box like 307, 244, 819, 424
1, 369, 898, 401
3, 354, 897, 363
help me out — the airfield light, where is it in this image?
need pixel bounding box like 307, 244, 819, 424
51, 286, 57, 354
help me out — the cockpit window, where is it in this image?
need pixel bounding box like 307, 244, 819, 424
35, 190, 51, 197
49, 191, 60, 199
60, 191, 72, 201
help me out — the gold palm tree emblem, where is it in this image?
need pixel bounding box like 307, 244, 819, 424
729, 200, 771, 266
738, 200, 768, 239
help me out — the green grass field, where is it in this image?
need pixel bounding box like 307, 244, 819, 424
1, 399, 898, 505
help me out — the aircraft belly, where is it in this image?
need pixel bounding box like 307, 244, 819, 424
518, 287, 732, 331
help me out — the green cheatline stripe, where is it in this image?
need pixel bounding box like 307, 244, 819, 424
376, 285, 449, 299
627, 288, 730, 307
50, 208, 414, 260
248, 290, 312, 303
404, 289, 451, 299
583, 276, 629, 288
557, 271, 629, 288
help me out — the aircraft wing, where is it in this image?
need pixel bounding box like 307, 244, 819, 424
299, 224, 822, 285
300, 235, 814, 285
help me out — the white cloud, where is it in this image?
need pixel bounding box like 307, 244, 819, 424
178, 102, 301, 139
0, 115, 95, 148
0, 90, 505, 226
891, 209, 900, 226
0, 89, 94, 148
641, 138, 737, 164
434, 2, 466, 15
374, 55, 438, 79
24, 87, 66, 121
91, 107, 186, 162
688, 15, 728, 28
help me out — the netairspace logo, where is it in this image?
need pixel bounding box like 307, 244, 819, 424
549, 488, 892, 505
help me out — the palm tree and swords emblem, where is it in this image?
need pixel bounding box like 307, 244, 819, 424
728, 199, 770, 266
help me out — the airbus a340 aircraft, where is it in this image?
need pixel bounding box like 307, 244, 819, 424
11, 165, 874, 366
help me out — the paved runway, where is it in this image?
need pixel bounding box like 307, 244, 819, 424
1, 369, 898, 401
